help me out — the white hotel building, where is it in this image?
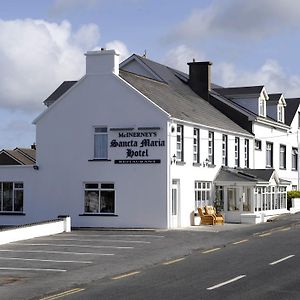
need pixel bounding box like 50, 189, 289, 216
0, 49, 299, 228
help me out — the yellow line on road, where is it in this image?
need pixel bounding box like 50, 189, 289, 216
39, 288, 85, 300
202, 247, 221, 254
278, 227, 291, 232
233, 239, 248, 245
162, 257, 185, 265
111, 271, 141, 280
259, 232, 271, 237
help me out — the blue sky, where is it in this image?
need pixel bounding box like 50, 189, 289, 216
1, 0, 300, 148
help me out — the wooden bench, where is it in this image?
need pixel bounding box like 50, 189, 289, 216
204, 206, 224, 225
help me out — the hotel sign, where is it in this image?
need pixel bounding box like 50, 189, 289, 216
110, 127, 165, 164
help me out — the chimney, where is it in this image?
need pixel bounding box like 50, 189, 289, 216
187, 61, 212, 101
31, 143, 36, 150
85, 48, 120, 76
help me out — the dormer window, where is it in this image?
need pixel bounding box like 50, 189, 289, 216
278, 104, 284, 123
259, 98, 265, 117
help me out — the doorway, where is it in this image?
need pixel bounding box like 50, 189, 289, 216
171, 179, 180, 228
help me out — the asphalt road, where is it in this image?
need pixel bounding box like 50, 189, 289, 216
61, 220, 300, 300
0, 213, 299, 300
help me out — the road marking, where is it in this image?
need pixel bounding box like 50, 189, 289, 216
42, 238, 150, 244
259, 233, 271, 237
14, 243, 133, 249
162, 257, 185, 265
0, 249, 114, 256
0, 267, 66, 272
39, 288, 85, 300
202, 247, 221, 254
111, 271, 140, 280
278, 227, 291, 232
207, 275, 246, 290
269, 255, 295, 266
64, 234, 165, 238
233, 239, 248, 245
0, 257, 92, 264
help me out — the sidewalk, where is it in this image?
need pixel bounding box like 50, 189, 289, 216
171, 223, 254, 232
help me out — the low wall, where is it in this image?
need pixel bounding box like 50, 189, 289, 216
0, 216, 71, 245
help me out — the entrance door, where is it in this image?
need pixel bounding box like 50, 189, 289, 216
171, 180, 180, 228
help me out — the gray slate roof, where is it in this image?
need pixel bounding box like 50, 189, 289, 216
285, 98, 300, 126
214, 86, 264, 97
268, 93, 282, 103
0, 148, 36, 165
119, 69, 251, 135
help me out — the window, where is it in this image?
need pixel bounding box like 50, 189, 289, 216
244, 139, 249, 168
298, 112, 300, 129
227, 187, 239, 211
292, 148, 298, 171
278, 105, 284, 123
195, 181, 211, 211
243, 187, 251, 211
266, 142, 273, 168
278, 186, 287, 209
259, 99, 265, 117
208, 131, 214, 165
279, 145, 286, 169
234, 137, 240, 167
94, 127, 108, 159
255, 139, 262, 150
193, 128, 200, 163
292, 185, 298, 191
0, 182, 23, 212
84, 183, 115, 214
222, 134, 228, 166
176, 125, 184, 161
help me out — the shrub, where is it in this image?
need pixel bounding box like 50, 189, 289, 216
287, 191, 300, 210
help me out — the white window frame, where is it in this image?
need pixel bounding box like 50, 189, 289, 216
195, 181, 211, 211
259, 98, 265, 117
234, 137, 240, 167
279, 144, 286, 169
292, 148, 298, 171
266, 142, 273, 168
84, 182, 115, 214
278, 104, 284, 123
94, 127, 108, 159
222, 134, 228, 166
244, 139, 249, 168
0, 182, 24, 212
176, 125, 184, 161
208, 131, 214, 165
193, 128, 200, 164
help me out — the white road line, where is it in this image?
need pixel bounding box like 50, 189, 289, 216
269, 255, 295, 266
14, 243, 133, 249
0, 249, 114, 256
62, 234, 164, 238
111, 271, 141, 280
0, 257, 92, 263
0, 267, 66, 272
162, 257, 185, 265
39, 238, 150, 244
207, 275, 246, 290
202, 248, 221, 254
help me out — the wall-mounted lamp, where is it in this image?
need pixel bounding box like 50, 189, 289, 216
33, 165, 39, 170
202, 158, 210, 167
171, 154, 177, 165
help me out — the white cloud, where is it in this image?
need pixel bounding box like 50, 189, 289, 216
163, 45, 206, 73
168, 0, 300, 41
105, 40, 130, 62
0, 19, 101, 112
214, 59, 300, 97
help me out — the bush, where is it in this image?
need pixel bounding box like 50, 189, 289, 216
287, 191, 300, 210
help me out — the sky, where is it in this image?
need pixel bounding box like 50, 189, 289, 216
1, 0, 300, 148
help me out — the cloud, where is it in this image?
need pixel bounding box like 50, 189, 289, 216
167, 0, 300, 41
163, 45, 206, 73
0, 19, 101, 112
214, 59, 300, 97
105, 40, 130, 62
49, 0, 98, 17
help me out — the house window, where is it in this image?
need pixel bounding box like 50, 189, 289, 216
234, 137, 240, 167
278, 105, 284, 123
244, 139, 249, 168
195, 181, 211, 211
222, 134, 228, 166
0, 182, 23, 212
193, 128, 200, 163
279, 145, 286, 169
94, 127, 108, 159
259, 99, 265, 117
208, 131, 214, 165
255, 139, 262, 150
278, 186, 287, 209
84, 183, 115, 214
292, 148, 298, 171
266, 142, 273, 168
292, 185, 298, 191
227, 187, 239, 211
176, 125, 184, 161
